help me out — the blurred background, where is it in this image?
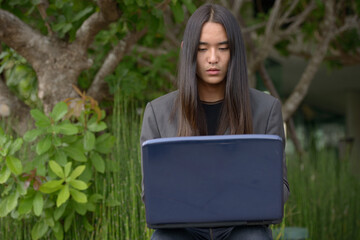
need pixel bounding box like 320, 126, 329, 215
0, 0, 359, 239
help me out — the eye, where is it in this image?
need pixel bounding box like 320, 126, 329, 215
219, 47, 229, 51
198, 48, 207, 52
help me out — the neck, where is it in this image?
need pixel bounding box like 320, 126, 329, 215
198, 81, 225, 102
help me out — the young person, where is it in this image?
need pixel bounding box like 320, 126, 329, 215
140, 3, 289, 240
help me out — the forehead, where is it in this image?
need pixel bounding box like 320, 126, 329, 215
199, 22, 228, 43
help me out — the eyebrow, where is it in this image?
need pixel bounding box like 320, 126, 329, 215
199, 41, 229, 45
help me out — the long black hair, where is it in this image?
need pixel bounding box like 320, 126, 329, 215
177, 3, 253, 136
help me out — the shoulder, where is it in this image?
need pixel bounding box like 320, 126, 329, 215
144, 90, 178, 138
249, 88, 281, 113
149, 90, 178, 108
249, 88, 278, 106
249, 88, 283, 134
147, 90, 178, 117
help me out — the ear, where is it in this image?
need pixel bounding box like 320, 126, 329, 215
181, 41, 183, 49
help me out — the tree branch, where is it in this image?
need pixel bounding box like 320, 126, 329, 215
135, 46, 168, 57
258, 63, 304, 155
231, 0, 245, 18
87, 29, 147, 100
282, 0, 336, 121
0, 78, 32, 135
278, 0, 300, 25
0, 9, 50, 68
265, 0, 282, 38
282, 0, 316, 36
74, 0, 121, 50
242, 21, 267, 33
36, 0, 53, 36
258, 63, 280, 99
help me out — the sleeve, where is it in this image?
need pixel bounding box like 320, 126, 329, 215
266, 99, 290, 203
141, 102, 161, 146
140, 102, 161, 202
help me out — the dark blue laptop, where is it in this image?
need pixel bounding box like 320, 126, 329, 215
142, 134, 283, 228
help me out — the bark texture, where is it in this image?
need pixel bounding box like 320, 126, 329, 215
0, 0, 147, 134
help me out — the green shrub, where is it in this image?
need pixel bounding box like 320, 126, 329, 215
0, 95, 114, 240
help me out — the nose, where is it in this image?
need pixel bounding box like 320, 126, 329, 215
208, 48, 218, 64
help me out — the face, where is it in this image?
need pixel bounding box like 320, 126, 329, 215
196, 22, 230, 93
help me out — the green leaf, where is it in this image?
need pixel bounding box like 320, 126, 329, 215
53, 222, 64, 240
72, 6, 93, 22
24, 129, 44, 142
58, 123, 78, 135
2, 179, 14, 195
64, 211, 74, 232
31, 221, 48, 240
86, 202, 96, 212
49, 160, 64, 178
90, 152, 105, 173
87, 121, 107, 132
106, 195, 121, 207
63, 146, 87, 162
0, 167, 11, 184
44, 209, 55, 227
78, 162, 92, 183
18, 197, 33, 215
45, 214, 55, 228
95, 133, 115, 154
69, 165, 86, 180
0, 198, 9, 217
183, 0, 197, 14
170, 1, 184, 23
0, 140, 11, 157
36, 135, 52, 155
39, 180, 64, 193
51, 102, 68, 122
64, 162, 72, 178
57, 184, 70, 207
74, 201, 87, 215
89, 193, 103, 203
9, 138, 23, 155
83, 131, 95, 151
52, 136, 62, 146
54, 202, 67, 221
33, 192, 43, 216
70, 188, 87, 203
54, 150, 67, 166
69, 179, 88, 190
6, 192, 19, 213
31, 109, 51, 128
17, 181, 27, 195
83, 217, 94, 231
61, 135, 78, 144
6, 155, 23, 175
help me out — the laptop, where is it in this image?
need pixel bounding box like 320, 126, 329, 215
141, 134, 283, 228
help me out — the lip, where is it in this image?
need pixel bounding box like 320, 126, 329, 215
206, 68, 220, 75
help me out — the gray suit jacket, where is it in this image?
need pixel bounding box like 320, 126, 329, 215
140, 88, 290, 202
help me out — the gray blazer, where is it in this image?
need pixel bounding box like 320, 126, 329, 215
140, 88, 290, 202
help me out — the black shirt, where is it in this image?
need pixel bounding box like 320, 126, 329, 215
201, 100, 223, 135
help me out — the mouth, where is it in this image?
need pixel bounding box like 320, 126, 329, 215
206, 68, 220, 75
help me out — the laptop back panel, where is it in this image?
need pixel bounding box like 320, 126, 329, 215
142, 135, 283, 228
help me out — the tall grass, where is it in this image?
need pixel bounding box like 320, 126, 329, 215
1, 98, 359, 239
283, 150, 360, 239
98, 93, 152, 239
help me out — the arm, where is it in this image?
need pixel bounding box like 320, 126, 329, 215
140, 102, 161, 201
266, 99, 290, 203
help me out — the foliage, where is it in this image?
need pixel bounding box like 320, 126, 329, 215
1, 98, 360, 239
0, 93, 114, 239
0, 47, 39, 108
